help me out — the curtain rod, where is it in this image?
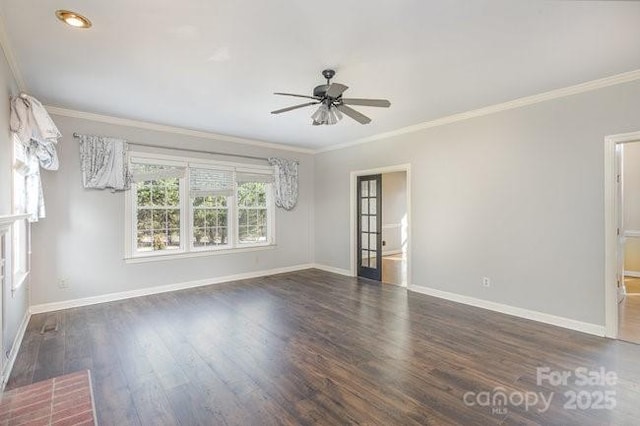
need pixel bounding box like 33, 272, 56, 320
72, 133, 298, 163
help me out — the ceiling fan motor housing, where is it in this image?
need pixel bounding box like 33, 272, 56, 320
313, 84, 330, 98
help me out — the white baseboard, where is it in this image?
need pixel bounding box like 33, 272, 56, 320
624, 270, 640, 278
382, 249, 403, 256
312, 263, 354, 277
29, 264, 314, 314
1, 310, 30, 391
408, 285, 605, 337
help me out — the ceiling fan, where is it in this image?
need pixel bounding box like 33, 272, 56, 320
271, 69, 391, 125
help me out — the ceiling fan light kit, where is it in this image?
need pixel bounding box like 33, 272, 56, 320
272, 69, 390, 126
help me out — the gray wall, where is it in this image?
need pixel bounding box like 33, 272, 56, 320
314, 80, 640, 326
30, 114, 315, 305
0, 46, 29, 357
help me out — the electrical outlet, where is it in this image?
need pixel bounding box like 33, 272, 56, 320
58, 278, 69, 289
482, 277, 490, 287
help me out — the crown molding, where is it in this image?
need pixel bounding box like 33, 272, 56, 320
32, 67, 640, 156
45, 106, 316, 154
316, 69, 640, 154
0, 8, 26, 91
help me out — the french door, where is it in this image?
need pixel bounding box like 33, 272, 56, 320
357, 174, 382, 280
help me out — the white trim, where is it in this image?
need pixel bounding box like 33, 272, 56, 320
382, 249, 403, 256
624, 270, 640, 278
409, 285, 605, 337
125, 244, 277, 264
29, 264, 314, 314
311, 263, 354, 277
0, 214, 29, 229
623, 230, 640, 238
1, 309, 30, 391
46, 106, 315, 154
25, 70, 637, 156
604, 131, 640, 338
350, 165, 411, 287
317, 69, 640, 154
0, 11, 26, 91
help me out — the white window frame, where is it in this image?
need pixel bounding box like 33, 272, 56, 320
11, 134, 30, 292
189, 163, 234, 253
124, 152, 276, 263
236, 181, 275, 247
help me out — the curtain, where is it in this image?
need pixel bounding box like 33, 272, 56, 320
78, 134, 130, 191
10, 94, 61, 222
268, 158, 298, 210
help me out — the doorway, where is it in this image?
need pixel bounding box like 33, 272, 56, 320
604, 131, 640, 341
616, 141, 640, 343
351, 165, 410, 287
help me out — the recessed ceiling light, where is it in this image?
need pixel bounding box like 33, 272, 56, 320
55, 10, 92, 29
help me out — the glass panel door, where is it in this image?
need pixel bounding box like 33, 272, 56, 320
357, 174, 382, 280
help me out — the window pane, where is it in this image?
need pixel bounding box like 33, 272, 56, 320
361, 181, 368, 197
151, 185, 166, 206
136, 184, 152, 207
362, 250, 369, 267
361, 233, 369, 250
369, 216, 377, 232
193, 227, 207, 247
370, 234, 377, 251
361, 199, 368, 215
137, 231, 153, 251
137, 209, 152, 230
166, 183, 179, 207
369, 180, 377, 197
193, 210, 206, 228
238, 209, 247, 225
370, 198, 377, 215
361, 216, 368, 232
206, 210, 219, 227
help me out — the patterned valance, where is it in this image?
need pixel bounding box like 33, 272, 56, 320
268, 158, 298, 210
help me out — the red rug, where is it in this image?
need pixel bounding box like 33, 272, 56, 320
0, 370, 97, 425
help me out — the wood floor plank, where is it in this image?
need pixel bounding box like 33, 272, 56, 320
7, 269, 640, 425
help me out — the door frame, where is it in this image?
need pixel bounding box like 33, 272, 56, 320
604, 130, 640, 338
349, 164, 411, 286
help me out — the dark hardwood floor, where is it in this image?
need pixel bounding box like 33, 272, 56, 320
7, 269, 640, 425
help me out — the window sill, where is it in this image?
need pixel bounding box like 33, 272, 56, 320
124, 244, 276, 264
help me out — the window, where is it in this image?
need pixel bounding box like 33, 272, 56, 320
12, 134, 30, 290
237, 182, 268, 244
135, 178, 181, 252
193, 195, 229, 248
126, 154, 275, 260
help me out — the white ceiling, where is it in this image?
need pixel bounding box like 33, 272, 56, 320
2, 1, 640, 150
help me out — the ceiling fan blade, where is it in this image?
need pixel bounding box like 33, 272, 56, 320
326, 83, 349, 98
335, 104, 371, 124
274, 92, 320, 100
341, 98, 391, 108
271, 102, 319, 114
